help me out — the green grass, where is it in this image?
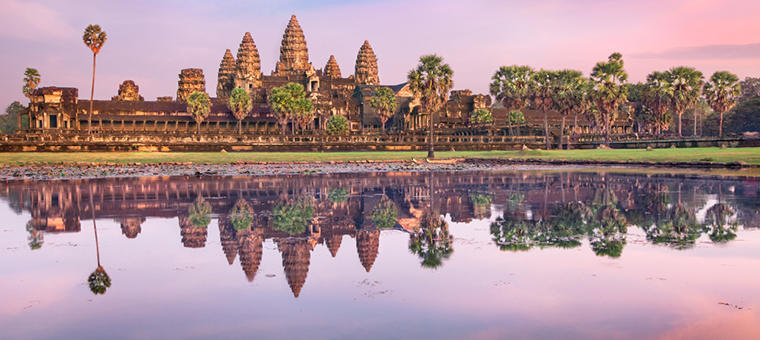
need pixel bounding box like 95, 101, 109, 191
0, 147, 758, 165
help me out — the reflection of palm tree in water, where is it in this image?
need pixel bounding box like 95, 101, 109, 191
588, 179, 628, 258
409, 212, 453, 269
87, 184, 111, 295
26, 221, 44, 250
705, 185, 737, 243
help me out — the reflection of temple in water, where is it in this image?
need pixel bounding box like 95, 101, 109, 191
2, 171, 758, 296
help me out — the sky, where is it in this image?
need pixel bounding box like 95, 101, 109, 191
1, 0, 758, 108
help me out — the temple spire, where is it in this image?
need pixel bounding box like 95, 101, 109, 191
274, 15, 311, 76
324, 55, 342, 79
217, 49, 236, 98
355, 40, 379, 85
235, 32, 262, 92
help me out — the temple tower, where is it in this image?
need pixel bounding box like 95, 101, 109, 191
356, 229, 380, 272
177, 68, 206, 102
355, 40, 379, 85
217, 49, 236, 98
234, 32, 262, 93
112, 80, 144, 101
324, 55, 342, 79
273, 15, 311, 76
278, 237, 314, 298
238, 228, 264, 282
325, 234, 343, 257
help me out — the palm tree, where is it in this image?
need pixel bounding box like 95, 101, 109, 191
643, 71, 672, 135
369, 87, 398, 135
553, 70, 586, 149
188, 196, 212, 228
490, 65, 535, 137
272, 195, 315, 235
82, 24, 106, 134
407, 54, 454, 159
665, 66, 704, 137
531, 69, 557, 150
703, 71, 741, 137
409, 212, 453, 268
88, 184, 111, 295
371, 195, 398, 229
186, 92, 211, 134
228, 88, 253, 134
22, 68, 41, 98
590, 53, 628, 147
269, 83, 313, 135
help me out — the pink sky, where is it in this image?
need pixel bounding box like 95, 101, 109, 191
1, 0, 758, 108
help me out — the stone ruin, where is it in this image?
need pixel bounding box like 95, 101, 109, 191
273, 15, 312, 77
112, 80, 144, 101
216, 49, 237, 98
177, 68, 206, 102
324, 55, 342, 79
355, 40, 379, 85
234, 32, 262, 94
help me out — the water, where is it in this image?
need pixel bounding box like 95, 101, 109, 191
1, 171, 759, 339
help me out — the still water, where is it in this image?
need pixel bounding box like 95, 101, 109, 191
1, 170, 759, 339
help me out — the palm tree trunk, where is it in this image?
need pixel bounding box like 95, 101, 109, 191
678, 113, 682, 137
428, 111, 435, 158
693, 98, 698, 137
573, 114, 578, 136
89, 185, 100, 267
88, 53, 97, 134
238, 120, 242, 134
605, 111, 611, 147
196, 122, 200, 135
719, 111, 724, 137
558, 116, 566, 150
543, 110, 551, 150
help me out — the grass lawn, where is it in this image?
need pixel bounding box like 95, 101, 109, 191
0, 147, 758, 165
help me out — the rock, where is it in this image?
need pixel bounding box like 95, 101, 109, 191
646, 146, 653, 151
220, 149, 227, 153
721, 144, 728, 149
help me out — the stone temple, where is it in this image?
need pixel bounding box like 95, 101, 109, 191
16, 14, 633, 145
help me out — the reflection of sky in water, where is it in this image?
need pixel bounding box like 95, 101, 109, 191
0, 171, 759, 339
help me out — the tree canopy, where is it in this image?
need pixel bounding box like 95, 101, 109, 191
369, 87, 397, 134
269, 83, 313, 134
22, 68, 41, 98
228, 87, 253, 134
186, 92, 211, 134
408, 54, 453, 158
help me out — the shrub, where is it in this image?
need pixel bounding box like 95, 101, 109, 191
326, 115, 348, 135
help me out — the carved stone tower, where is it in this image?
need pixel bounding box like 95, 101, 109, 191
112, 80, 144, 101
177, 68, 206, 102
274, 15, 311, 76
324, 55, 342, 79
355, 40, 379, 85
216, 49, 236, 98
234, 32, 262, 93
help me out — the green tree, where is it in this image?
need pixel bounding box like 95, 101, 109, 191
83, 24, 106, 134
228, 88, 252, 134
188, 196, 212, 228
269, 83, 313, 135
22, 68, 41, 98
26, 221, 43, 250
371, 195, 397, 229
326, 114, 348, 135
186, 92, 211, 134
88, 266, 111, 295
588, 205, 628, 258
665, 66, 704, 137
272, 195, 314, 235
590, 53, 628, 147
531, 69, 558, 150
490, 65, 535, 136
508, 110, 526, 136
643, 72, 672, 135
1, 101, 27, 134
490, 217, 538, 252
409, 212, 453, 269
229, 198, 253, 231
369, 87, 397, 134
553, 70, 587, 149
469, 109, 492, 124
407, 54, 454, 159
704, 202, 737, 243
703, 71, 741, 137
327, 188, 349, 203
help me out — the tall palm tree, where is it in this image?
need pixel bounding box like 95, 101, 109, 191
665, 66, 704, 137
489, 65, 535, 137
22, 68, 41, 98
88, 184, 111, 295
407, 54, 454, 159
228, 88, 253, 134
83, 24, 106, 134
553, 70, 586, 150
269, 83, 313, 135
590, 53, 628, 147
531, 69, 557, 150
643, 71, 672, 135
703, 71, 741, 137
369, 87, 398, 135
186, 92, 211, 134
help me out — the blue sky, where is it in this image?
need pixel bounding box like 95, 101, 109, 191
1, 0, 758, 108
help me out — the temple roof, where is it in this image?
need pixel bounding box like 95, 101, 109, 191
355, 40, 379, 85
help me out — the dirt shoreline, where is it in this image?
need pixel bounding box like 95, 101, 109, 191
0, 158, 753, 181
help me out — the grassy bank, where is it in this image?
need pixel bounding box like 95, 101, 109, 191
0, 147, 758, 165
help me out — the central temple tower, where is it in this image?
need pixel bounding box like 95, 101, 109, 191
273, 15, 313, 77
